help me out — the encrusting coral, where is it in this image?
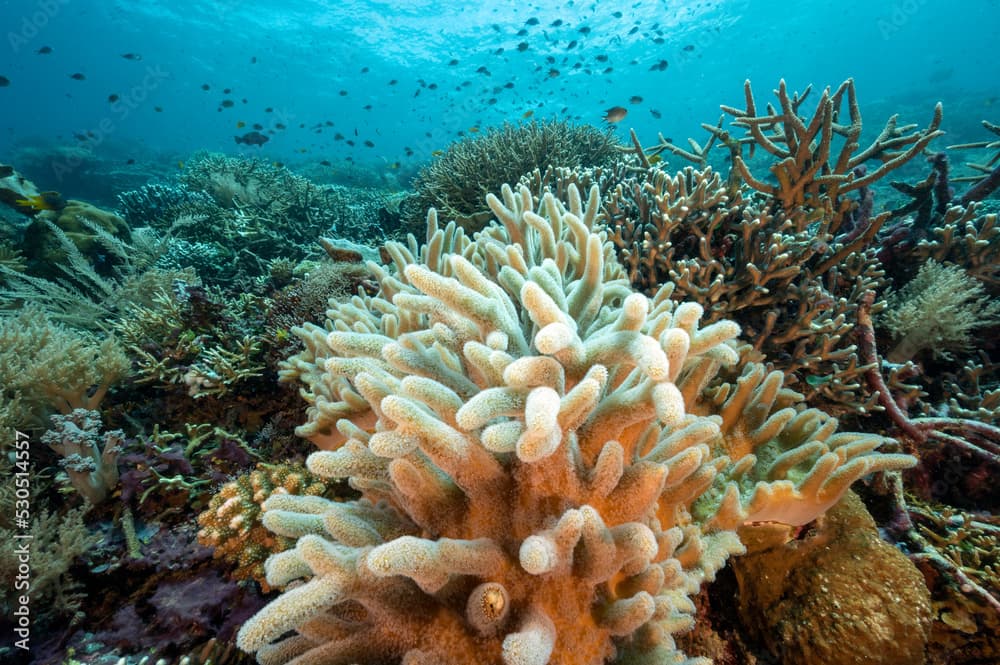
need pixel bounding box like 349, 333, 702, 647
240, 182, 914, 664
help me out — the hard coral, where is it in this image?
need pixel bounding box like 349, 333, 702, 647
242, 183, 913, 664
198, 463, 340, 590
403, 119, 620, 235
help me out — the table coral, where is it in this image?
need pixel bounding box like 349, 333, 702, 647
242, 183, 914, 664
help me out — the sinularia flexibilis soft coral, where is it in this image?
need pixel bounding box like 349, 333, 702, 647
240, 183, 914, 665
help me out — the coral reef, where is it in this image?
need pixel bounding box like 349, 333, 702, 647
242, 183, 913, 664
197, 463, 342, 590
732, 491, 932, 665
41, 409, 123, 506
402, 119, 620, 235
0, 305, 130, 435
882, 259, 1000, 363
114, 155, 405, 287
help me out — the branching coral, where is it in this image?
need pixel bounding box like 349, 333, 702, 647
721, 79, 943, 230
243, 183, 913, 664
600, 165, 885, 413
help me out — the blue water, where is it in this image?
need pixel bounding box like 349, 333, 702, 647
1, 0, 998, 188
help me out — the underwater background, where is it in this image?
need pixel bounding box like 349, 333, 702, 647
1, 0, 998, 201
2, 0, 1000, 664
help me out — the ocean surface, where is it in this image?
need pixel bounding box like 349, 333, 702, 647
1, 0, 998, 198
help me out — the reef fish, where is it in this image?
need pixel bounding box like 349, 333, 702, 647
15, 191, 66, 211
234, 131, 269, 146
602, 106, 628, 123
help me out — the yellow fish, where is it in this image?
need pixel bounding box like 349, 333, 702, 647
15, 191, 65, 211
236, 120, 246, 128
178, 161, 185, 169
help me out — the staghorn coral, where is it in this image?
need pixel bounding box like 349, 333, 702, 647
600, 165, 885, 414
113, 282, 267, 399
948, 119, 1000, 205
242, 183, 913, 664
198, 463, 341, 590
719, 78, 942, 231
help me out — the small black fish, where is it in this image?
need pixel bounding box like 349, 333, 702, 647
265, 107, 273, 112
37, 46, 52, 54
649, 60, 668, 71
525, 17, 539, 25
220, 99, 234, 108
596, 54, 608, 62
550, 19, 563, 27
476, 66, 491, 75
629, 95, 643, 104
250, 56, 257, 64
612, 11, 622, 18
223, 88, 231, 94
154, 106, 163, 112
339, 90, 348, 96
389, 79, 398, 85
201, 83, 210, 90
121, 53, 142, 61
578, 26, 591, 34
566, 40, 577, 49
364, 140, 375, 147
683, 44, 695, 52
126, 158, 135, 165
234, 130, 269, 146
650, 109, 662, 119
69, 72, 86, 80
0, 75, 9, 87
108, 93, 119, 103
361, 67, 369, 73
517, 42, 529, 52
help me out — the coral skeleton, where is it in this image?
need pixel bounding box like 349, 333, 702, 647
242, 183, 915, 664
